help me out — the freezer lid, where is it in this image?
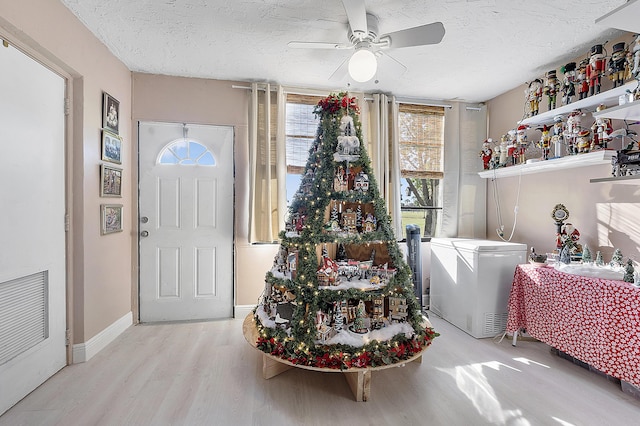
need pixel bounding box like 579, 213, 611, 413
430, 238, 527, 252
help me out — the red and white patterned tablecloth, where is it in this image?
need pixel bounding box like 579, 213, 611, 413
506, 264, 640, 387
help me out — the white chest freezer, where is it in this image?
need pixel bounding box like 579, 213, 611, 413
430, 238, 527, 338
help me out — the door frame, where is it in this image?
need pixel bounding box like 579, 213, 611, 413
0, 28, 74, 364
134, 121, 236, 322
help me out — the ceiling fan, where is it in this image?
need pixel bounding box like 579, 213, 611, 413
288, 0, 445, 83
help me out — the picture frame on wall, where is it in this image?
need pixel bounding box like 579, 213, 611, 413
102, 92, 120, 134
101, 204, 123, 235
101, 129, 122, 164
100, 164, 122, 197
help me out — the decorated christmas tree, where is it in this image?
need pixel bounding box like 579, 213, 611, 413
251, 92, 438, 369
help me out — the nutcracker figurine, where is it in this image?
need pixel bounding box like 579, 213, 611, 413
536, 125, 551, 160
560, 62, 576, 105
608, 42, 628, 88
577, 59, 589, 100
544, 70, 560, 110
506, 129, 518, 166
526, 79, 543, 117
551, 115, 565, 158
516, 125, 528, 164
587, 44, 606, 96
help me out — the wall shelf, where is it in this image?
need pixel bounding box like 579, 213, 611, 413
590, 174, 640, 185
595, 0, 640, 34
519, 82, 637, 127
478, 150, 615, 179
592, 99, 640, 121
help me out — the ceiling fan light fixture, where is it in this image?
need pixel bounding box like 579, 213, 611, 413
348, 48, 377, 82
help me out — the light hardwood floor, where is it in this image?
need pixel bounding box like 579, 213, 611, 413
2, 313, 639, 426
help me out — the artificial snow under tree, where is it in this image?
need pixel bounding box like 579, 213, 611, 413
247, 93, 438, 379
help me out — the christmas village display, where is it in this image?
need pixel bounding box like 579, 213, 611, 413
250, 93, 438, 369
479, 34, 640, 174
528, 204, 638, 285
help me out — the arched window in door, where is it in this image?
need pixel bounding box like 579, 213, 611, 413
158, 139, 216, 166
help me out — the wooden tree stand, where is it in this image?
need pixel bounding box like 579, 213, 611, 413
243, 314, 429, 401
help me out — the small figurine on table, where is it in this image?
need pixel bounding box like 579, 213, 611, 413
587, 44, 606, 96
544, 70, 560, 110
526, 79, 543, 117
608, 42, 628, 88
561, 62, 577, 105
479, 138, 493, 170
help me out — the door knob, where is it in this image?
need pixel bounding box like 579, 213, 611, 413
140, 230, 149, 237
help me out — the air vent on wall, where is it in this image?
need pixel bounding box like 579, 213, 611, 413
0, 271, 48, 365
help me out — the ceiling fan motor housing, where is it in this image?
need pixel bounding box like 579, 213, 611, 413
349, 13, 379, 43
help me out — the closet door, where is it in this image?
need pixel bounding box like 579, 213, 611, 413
0, 42, 67, 415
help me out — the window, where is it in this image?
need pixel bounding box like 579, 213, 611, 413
158, 140, 215, 165
285, 94, 322, 206
398, 103, 444, 238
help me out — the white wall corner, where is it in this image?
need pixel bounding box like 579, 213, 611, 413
234, 305, 257, 319
72, 311, 132, 363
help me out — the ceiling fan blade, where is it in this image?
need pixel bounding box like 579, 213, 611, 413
383, 21, 445, 48
376, 51, 408, 78
329, 56, 349, 82
342, 0, 368, 40
288, 41, 351, 50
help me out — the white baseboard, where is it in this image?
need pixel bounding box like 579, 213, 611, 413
234, 305, 256, 319
72, 311, 132, 363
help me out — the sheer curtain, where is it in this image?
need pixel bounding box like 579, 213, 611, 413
248, 83, 286, 243
365, 93, 403, 238
441, 102, 488, 238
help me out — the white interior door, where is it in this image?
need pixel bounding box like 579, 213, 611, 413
0, 43, 66, 415
139, 122, 234, 322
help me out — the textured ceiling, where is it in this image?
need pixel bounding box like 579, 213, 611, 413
60, 0, 628, 103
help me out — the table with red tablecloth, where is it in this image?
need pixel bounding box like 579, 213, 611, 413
506, 263, 640, 388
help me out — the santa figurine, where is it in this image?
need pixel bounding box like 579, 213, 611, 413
479, 138, 493, 170
591, 105, 613, 150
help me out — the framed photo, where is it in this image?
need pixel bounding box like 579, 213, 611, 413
102, 92, 120, 134
101, 204, 123, 235
101, 129, 122, 164
100, 164, 122, 197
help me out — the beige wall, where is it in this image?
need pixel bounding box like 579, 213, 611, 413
486, 32, 640, 264
0, 0, 133, 343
